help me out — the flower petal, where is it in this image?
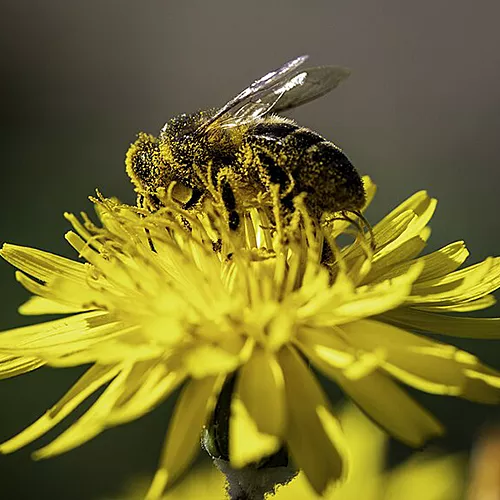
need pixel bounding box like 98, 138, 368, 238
229, 348, 285, 467
408, 257, 500, 307
416, 295, 497, 313
368, 192, 436, 257
229, 397, 281, 468
0, 354, 45, 379
14, 270, 101, 313
184, 344, 242, 378
361, 235, 427, 283
0, 311, 122, 351
0, 313, 149, 366
379, 308, 500, 339
301, 339, 444, 447
0, 244, 88, 284
0, 363, 121, 454
295, 325, 356, 370
369, 241, 469, 285
338, 320, 500, 403
32, 364, 132, 459
278, 345, 347, 495
328, 263, 422, 325
234, 348, 285, 438
145, 375, 223, 500
19, 296, 89, 316
107, 361, 185, 425
337, 369, 444, 446
372, 232, 429, 271
375, 191, 435, 237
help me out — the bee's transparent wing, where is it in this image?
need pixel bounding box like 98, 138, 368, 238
200, 55, 309, 131
270, 65, 351, 113
200, 56, 350, 131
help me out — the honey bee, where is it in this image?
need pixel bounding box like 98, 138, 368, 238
126, 55, 365, 230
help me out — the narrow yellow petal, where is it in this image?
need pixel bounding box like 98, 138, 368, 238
462, 372, 500, 404
0, 355, 45, 379
336, 370, 444, 446
379, 309, 500, 339
296, 325, 355, 369
363, 241, 469, 286
0, 311, 119, 350
234, 347, 285, 438
145, 375, 223, 499
409, 257, 500, 305
19, 296, 89, 316
417, 295, 496, 313
371, 211, 417, 251
465, 368, 500, 389
32, 364, 131, 459
320, 263, 421, 325
302, 335, 443, 446
371, 234, 428, 273
107, 362, 185, 425
229, 397, 281, 468
375, 191, 434, 232
361, 175, 376, 204
0, 364, 121, 454
415, 241, 469, 281
1, 243, 88, 283
14, 271, 99, 313
341, 211, 415, 264
229, 348, 285, 468
370, 193, 436, 257
278, 345, 346, 495
339, 320, 499, 400
184, 345, 241, 378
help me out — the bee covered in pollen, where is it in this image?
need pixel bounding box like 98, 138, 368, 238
126, 55, 366, 233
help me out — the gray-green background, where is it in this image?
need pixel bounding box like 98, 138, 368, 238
1, 1, 500, 498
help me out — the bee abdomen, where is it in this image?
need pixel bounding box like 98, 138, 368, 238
298, 141, 365, 213
246, 122, 331, 193
246, 120, 365, 215
251, 122, 325, 149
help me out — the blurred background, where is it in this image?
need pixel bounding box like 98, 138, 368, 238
1, 0, 500, 498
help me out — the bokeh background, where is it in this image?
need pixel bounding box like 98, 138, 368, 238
1, 1, 500, 498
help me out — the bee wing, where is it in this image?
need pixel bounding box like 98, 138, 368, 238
199, 55, 309, 132
270, 65, 351, 113
200, 57, 350, 132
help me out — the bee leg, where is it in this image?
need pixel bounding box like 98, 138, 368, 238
183, 187, 204, 210
329, 210, 375, 252
238, 136, 294, 199
220, 180, 240, 231
215, 166, 241, 231
255, 147, 294, 198
254, 146, 296, 225
351, 210, 376, 251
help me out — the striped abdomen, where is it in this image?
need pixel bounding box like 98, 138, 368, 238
242, 119, 365, 215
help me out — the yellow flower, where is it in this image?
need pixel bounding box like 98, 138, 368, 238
0, 177, 498, 498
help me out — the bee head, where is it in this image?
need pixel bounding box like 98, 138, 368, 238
159, 110, 215, 167
125, 132, 165, 204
